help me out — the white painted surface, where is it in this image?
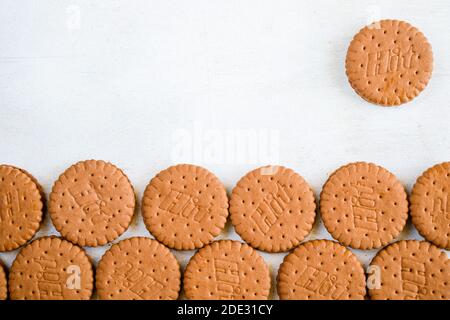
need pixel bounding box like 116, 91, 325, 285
0, 0, 449, 299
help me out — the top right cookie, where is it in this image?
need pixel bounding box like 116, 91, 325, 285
346, 20, 433, 106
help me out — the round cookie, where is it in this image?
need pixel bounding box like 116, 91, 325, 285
346, 20, 433, 106
9, 236, 94, 300
410, 162, 450, 249
277, 240, 366, 300
183, 240, 271, 300
0, 165, 44, 252
96, 237, 181, 300
320, 162, 408, 250
230, 166, 316, 252
0, 263, 7, 300
49, 160, 136, 247
142, 164, 228, 250
369, 240, 449, 300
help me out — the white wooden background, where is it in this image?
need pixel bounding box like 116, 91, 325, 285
0, 0, 449, 299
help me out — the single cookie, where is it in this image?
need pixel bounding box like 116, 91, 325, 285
0, 263, 7, 300
96, 237, 181, 300
230, 166, 316, 252
0, 165, 44, 252
277, 240, 366, 300
9, 236, 94, 300
183, 240, 271, 300
142, 164, 228, 250
346, 20, 433, 106
49, 160, 136, 247
320, 162, 408, 250
369, 240, 449, 300
410, 162, 450, 249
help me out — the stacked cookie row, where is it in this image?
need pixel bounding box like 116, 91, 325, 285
0, 160, 449, 300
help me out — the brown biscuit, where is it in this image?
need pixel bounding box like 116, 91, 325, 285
369, 240, 449, 300
9, 236, 94, 300
320, 162, 408, 250
346, 20, 433, 106
410, 163, 450, 249
0, 263, 7, 300
49, 160, 136, 247
277, 240, 366, 300
142, 164, 228, 250
96, 237, 181, 300
183, 240, 271, 300
0, 165, 44, 252
229, 166, 316, 252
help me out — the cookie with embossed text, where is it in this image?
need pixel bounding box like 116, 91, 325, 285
277, 240, 366, 300
142, 164, 229, 250
346, 20, 433, 106
49, 160, 136, 247
8, 236, 94, 300
320, 162, 408, 250
0, 165, 45, 252
96, 237, 181, 300
230, 165, 316, 252
369, 240, 449, 300
410, 162, 450, 249
0, 261, 7, 300
183, 240, 271, 300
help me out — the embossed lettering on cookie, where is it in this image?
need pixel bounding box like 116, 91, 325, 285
183, 240, 271, 300
49, 160, 136, 247
410, 162, 450, 250
0, 165, 45, 252
8, 236, 94, 300
230, 165, 316, 253
346, 20, 433, 106
142, 164, 229, 250
277, 240, 366, 300
369, 240, 449, 300
320, 162, 408, 250
96, 237, 181, 300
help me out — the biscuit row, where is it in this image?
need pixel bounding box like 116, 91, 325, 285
0, 160, 449, 300
1, 237, 448, 300
1, 161, 449, 252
